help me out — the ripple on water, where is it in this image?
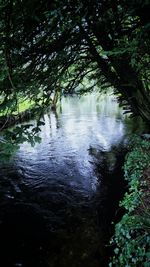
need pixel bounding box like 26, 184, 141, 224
0, 94, 128, 267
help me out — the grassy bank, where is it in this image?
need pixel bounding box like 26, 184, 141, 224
0, 99, 35, 117
0, 99, 45, 160
109, 135, 150, 267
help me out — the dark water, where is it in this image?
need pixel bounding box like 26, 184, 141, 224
0, 94, 142, 267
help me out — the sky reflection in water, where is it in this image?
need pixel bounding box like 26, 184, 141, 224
16, 94, 125, 195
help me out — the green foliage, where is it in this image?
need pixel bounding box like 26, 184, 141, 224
0, 138, 19, 161
0, 0, 150, 129
0, 122, 43, 161
0, 0, 150, 158
110, 135, 150, 266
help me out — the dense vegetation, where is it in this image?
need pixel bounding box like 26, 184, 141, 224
0, 0, 150, 128
110, 136, 150, 266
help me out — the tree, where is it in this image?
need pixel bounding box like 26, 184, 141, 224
0, 0, 150, 126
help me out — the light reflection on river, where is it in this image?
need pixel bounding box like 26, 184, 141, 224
16, 94, 124, 194
0, 94, 131, 267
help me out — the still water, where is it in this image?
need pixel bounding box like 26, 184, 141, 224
0, 94, 139, 267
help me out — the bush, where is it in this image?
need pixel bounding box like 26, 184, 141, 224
109, 135, 150, 267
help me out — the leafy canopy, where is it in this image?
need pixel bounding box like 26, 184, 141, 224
0, 0, 150, 123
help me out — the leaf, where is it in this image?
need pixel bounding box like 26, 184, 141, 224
32, 127, 41, 133
37, 120, 45, 126
34, 136, 41, 143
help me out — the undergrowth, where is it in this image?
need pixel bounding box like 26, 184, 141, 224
109, 135, 150, 267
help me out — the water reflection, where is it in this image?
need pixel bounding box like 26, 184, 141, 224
15, 94, 125, 195
0, 94, 138, 267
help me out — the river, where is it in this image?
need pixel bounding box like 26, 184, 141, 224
0, 94, 143, 267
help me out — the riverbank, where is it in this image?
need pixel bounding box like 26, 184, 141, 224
0, 94, 59, 131
109, 135, 150, 266
0, 100, 49, 131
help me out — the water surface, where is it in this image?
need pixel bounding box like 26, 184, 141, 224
0, 94, 135, 267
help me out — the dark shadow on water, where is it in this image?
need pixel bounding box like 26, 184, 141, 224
0, 94, 134, 267
0, 144, 127, 267
88, 143, 127, 266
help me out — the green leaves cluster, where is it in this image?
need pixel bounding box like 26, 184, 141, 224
0, 119, 46, 161
0, 0, 150, 128
0, 0, 149, 158
110, 135, 150, 266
